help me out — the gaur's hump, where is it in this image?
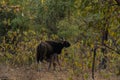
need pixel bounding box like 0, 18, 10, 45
45, 40, 59, 46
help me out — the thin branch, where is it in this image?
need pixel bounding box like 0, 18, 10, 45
104, 44, 120, 54
92, 46, 98, 80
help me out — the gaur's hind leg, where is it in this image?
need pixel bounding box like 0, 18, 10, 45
36, 56, 44, 72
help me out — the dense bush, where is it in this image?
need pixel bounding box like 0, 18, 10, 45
0, 0, 120, 79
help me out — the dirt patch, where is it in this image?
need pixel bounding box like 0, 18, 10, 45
0, 64, 70, 80
0, 64, 120, 80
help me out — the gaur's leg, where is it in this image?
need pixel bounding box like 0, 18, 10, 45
48, 54, 57, 70
48, 58, 52, 70
56, 55, 60, 66
53, 54, 57, 70
56, 55, 62, 71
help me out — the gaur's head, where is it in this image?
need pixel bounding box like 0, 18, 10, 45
62, 41, 71, 48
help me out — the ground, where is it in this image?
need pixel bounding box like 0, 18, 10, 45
0, 64, 120, 80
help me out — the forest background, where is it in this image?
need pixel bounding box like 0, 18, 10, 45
0, 0, 120, 80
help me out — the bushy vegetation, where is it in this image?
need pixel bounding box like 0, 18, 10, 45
0, 0, 120, 80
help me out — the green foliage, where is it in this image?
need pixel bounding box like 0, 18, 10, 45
0, 0, 120, 79
57, 19, 80, 40
36, 0, 74, 34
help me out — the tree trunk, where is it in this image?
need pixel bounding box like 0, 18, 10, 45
100, 28, 108, 69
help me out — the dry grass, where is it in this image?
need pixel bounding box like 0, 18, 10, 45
0, 64, 120, 80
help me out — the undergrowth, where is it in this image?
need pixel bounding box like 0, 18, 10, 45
0, 30, 120, 80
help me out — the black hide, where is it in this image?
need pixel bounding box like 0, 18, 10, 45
36, 40, 70, 63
